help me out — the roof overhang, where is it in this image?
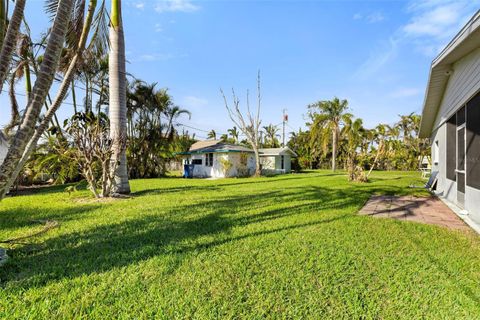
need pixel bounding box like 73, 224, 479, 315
419, 10, 480, 138
258, 148, 298, 157
176, 149, 254, 155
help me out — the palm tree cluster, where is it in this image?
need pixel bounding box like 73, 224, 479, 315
288, 97, 430, 179
0, 0, 197, 198
126, 80, 191, 178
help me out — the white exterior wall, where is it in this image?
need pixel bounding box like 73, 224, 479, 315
431, 48, 480, 223
185, 152, 256, 178
260, 156, 276, 170
260, 155, 292, 173
431, 125, 457, 204
433, 47, 480, 130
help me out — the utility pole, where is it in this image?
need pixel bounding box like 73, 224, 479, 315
282, 109, 288, 147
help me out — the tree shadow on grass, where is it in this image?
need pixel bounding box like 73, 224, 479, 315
0, 182, 376, 288
0, 181, 412, 290
0, 204, 103, 234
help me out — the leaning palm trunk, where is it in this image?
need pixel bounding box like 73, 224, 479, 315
109, 0, 130, 194
8, 0, 97, 193
366, 140, 384, 179
0, 0, 26, 93
0, 0, 74, 200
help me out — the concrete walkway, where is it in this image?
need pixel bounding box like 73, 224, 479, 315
359, 195, 470, 231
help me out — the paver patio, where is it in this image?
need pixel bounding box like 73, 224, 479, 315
359, 195, 470, 231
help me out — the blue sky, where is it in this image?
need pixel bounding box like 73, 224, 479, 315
2, 0, 480, 139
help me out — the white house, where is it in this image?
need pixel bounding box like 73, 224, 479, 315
179, 140, 256, 178
419, 11, 480, 227
259, 147, 297, 174
0, 131, 8, 166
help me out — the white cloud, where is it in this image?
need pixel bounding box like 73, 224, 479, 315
353, 37, 399, 80
390, 87, 421, 98
353, 13, 363, 20
353, 11, 385, 23
366, 12, 385, 23
137, 53, 174, 62
353, 0, 479, 79
155, 0, 200, 13
155, 23, 163, 32
402, 0, 480, 55
134, 2, 145, 9
183, 96, 208, 109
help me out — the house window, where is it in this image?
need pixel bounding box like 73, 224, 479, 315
205, 153, 214, 167
192, 159, 202, 165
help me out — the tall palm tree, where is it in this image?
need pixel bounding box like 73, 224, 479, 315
342, 117, 364, 180
165, 105, 191, 140
262, 124, 280, 148
0, 0, 74, 200
0, 0, 26, 93
109, 0, 130, 194
308, 97, 351, 172
207, 129, 217, 140
7, 0, 100, 197
366, 123, 389, 178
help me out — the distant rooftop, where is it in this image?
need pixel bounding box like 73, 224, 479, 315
259, 147, 297, 157
179, 140, 254, 155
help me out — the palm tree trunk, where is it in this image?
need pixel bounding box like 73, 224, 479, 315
6, 0, 97, 197
0, 0, 26, 92
0, 0, 6, 49
0, 0, 74, 200
109, 0, 130, 194
332, 127, 337, 172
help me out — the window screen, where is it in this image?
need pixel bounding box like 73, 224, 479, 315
457, 106, 466, 126
192, 159, 202, 165
446, 114, 456, 181
467, 92, 480, 189
457, 127, 465, 171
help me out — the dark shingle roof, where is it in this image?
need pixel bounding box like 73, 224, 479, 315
179, 140, 254, 155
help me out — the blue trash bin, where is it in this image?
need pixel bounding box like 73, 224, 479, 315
184, 164, 195, 178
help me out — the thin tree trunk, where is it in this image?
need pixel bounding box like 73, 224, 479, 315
367, 141, 383, 178
8, 0, 97, 195
109, 0, 130, 194
0, 0, 26, 92
332, 127, 337, 172
253, 147, 261, 176
71, 81, 77, 113
0, 0, 74, 200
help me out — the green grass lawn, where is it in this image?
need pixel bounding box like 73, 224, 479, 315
1, 171, 479, 319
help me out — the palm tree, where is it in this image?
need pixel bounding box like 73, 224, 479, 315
342, 117, 365, 180
308, 97, 351, 171
0, 0, 74, 200
228, 126, 239, 144
207, 129, 217, 140
109, 0, 130, 194
262, 124, 280, 148
6, 0, 100, 197
165, 105, 191, 140
0, 0, 26, 93
366, 123, 390, 178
